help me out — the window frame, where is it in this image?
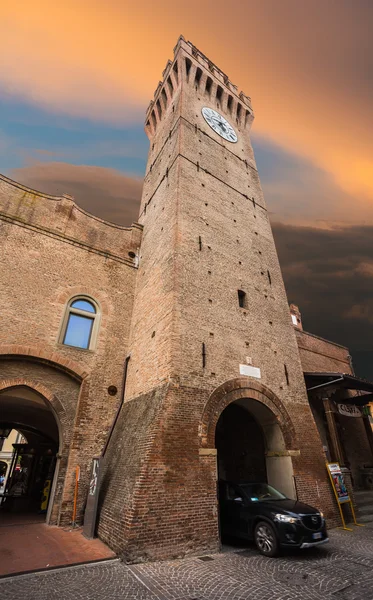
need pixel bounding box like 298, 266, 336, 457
59, 295, 101, 351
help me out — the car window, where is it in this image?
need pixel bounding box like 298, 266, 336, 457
240, 483, 287, 502
227, 484, 242, 501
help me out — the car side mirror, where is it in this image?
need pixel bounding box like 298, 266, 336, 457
233, 497, 243, 503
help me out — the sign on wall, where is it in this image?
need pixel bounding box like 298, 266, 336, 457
83, 457, 102, 539
327, 462, 350, 503
239, 364, 261, 379
338, 404, 361, 418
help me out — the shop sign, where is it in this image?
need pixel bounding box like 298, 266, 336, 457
327, 462, 350, 503
337, 403, 361, 418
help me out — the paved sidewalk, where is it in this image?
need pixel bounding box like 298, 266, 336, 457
0, 519, 115, 576
2, 525, 373, 599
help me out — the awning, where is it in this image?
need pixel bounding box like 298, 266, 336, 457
304, 372, 373, 406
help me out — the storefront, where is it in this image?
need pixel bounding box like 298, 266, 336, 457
2, 441, 57, 514
306, 372, 373, 492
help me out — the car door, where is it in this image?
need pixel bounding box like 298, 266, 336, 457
224, 483, 247, 536
243, 498, 261, 539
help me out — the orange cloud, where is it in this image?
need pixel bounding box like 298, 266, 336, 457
1, 1, 373, 210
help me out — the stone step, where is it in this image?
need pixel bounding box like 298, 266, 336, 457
353, 490, 373, 504
355, 513, 373, 523
356, 503, 373, 515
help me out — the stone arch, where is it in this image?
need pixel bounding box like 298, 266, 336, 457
200, 377, 298, 450
0, 378, 67, 450
0, 378, 70, 524
0, 357, 85, 525
0, 345, 89, 381
56, 287, 110, 317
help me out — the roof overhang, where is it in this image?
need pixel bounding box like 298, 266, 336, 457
304, 372, 373, 406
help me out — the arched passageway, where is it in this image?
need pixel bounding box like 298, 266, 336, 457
215, 397, 295, 499
203, 380, 298, 546
200, 378, 298, 496
0, 386, 60, 521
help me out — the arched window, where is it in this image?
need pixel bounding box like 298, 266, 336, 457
61, 297, 99, 350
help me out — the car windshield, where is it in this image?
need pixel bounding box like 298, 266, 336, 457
240, 483, 287, 502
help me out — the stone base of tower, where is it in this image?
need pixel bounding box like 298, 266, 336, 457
97, 380, 339, 562
97, 382, 219, 561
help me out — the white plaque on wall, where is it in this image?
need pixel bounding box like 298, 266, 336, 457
239, 364, 261, 379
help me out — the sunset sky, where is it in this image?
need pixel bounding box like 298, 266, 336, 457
1, 1, 373, 376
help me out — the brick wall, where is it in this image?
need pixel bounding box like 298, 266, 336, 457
296, 329, 351, 373
98, 37, 338, 559
296, 328, 373, 489
0, 174, 142, 524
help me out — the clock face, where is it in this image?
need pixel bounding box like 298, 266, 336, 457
201, 107, 238, 143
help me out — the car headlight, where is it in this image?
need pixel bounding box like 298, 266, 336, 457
318, 511, 324, 519
275, 514, 298, 524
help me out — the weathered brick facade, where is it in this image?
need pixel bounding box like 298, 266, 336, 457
0, 174, 142, 525
2, 36, 369, 562
97, 37, 338, 559
295, 324, 373, 489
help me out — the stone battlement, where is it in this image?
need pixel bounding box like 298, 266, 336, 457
0, 173, 142, 265
145, 35, 253, 137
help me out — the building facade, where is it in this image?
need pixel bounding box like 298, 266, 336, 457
0, 430, 24, 491
1, 36, 372, 560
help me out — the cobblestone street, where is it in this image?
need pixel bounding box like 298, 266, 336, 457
2, 524, 373, 600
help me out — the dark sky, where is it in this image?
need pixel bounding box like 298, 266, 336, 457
2, 1, 372, 378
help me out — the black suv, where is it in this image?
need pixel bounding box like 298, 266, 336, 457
219, 481, 329, 556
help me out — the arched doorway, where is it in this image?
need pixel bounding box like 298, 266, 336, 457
215, 397, 296, 546
215, 398, 295, 498
200, 378, 299, 548
0, 385, 60, 521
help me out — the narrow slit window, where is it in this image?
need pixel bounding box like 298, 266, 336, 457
245, 110, 251, 126
216, 85, 223, 103
284, 364, 290, 385
195, 67, 203, 86
236, 103, 242, 121
173, 61, 179, 83
238, 289, 247, 309
151, 110, 157, 130
205, 77, 213, 95
156, 99, 162, 118
167, 76, 174, 96
185, 57, 192, 78
161, 88, 168, 108
227, 95, 233, 112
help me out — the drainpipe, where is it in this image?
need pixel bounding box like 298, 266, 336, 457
102, 354, 131, 458
83, 354, 131, 539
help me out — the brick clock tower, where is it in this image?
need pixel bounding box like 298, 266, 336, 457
98, 36, 336, 561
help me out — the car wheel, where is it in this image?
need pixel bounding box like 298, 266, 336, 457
254, 521, 279, 557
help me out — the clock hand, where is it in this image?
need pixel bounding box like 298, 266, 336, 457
211, 117, 226, 130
